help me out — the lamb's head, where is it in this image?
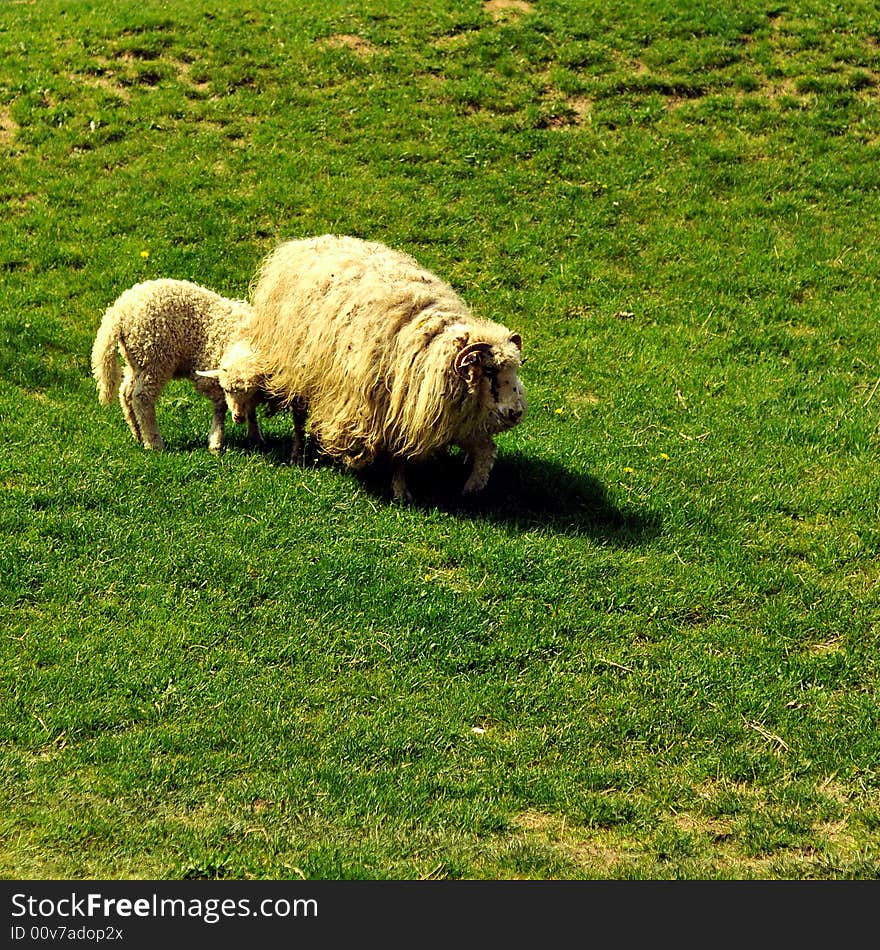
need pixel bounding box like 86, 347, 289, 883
197, 340, 264, 424
454, 332, 527, 434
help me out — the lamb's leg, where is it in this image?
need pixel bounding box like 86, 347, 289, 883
461, 436, 497, 495
391, 460, 413, 503
118, 368, 143, 445
289, 398, 307, 465
131, 374, 165, 451
208, 397, 226, 454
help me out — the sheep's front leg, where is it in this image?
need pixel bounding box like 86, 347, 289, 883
208, 398, 226, 453
391, 460, 413, 504
461, 436, 497, 495
246, 410, 264, 447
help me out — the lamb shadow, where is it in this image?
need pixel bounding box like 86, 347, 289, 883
356, 451, 662, 544
174, 431, 294, 462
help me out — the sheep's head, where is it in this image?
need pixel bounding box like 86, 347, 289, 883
197, 340, 264, 424
454, 332, 526, 433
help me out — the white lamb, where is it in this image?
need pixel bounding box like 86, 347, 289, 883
246, 234, 527, 501
91, 278, 266, 453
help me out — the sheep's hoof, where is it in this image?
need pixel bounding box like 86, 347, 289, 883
391, 475, 413, 504
208, 444, 224, 455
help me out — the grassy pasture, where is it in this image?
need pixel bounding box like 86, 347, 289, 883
1, 0, 880, 879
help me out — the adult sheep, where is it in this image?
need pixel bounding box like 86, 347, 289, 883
91, 278, 267, 453
247, 234, 527, 501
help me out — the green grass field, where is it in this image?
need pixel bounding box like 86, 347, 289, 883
2, 0, 879, 879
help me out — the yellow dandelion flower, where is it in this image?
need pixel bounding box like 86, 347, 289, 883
623, 466, 634, 474
660, 453, 670, 461
140, 250, 150, 259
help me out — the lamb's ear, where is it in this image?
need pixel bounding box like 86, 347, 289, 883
195, 369, 221, 379
509, 333, 522, 352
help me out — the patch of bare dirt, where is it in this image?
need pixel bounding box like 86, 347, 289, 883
484, 0, 535, 20
541, 94, 592, 129
568, 96, 591, 122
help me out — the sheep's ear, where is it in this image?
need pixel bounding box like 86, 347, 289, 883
195, 369, 221, 379
509, 333, 522, 352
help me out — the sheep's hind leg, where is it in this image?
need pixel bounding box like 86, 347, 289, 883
118, 368, 143, 445
131, 375, 165, 451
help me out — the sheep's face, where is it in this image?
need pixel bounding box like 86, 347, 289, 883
484, 360, 527, 433
455, 334, 527, 433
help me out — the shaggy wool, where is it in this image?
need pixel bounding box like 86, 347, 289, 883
246, 234, 526, 496
91, 278, 263, 451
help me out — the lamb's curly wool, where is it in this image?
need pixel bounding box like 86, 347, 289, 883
247, 234, 527, 499
91, 278, 264, 452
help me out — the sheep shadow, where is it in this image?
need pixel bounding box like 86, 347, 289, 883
187, 430, 659, 545
355, 450, 662, 544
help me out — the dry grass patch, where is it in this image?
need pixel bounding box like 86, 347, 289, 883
9, 193, 37, 211
0, 106, 18, 146
76, 72, 132, 103
671, 811, 734, 841
511, 810, 640, 874
816, 777, 853, 807
433, 33, 470, 51
815, 818, 862, 856
566, 390, 601, 408
422, 565, 485, 595
322, 34, 378, 56
808, 636, 845, 656
174, 59, 210, 93
844, 559, 880, 596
